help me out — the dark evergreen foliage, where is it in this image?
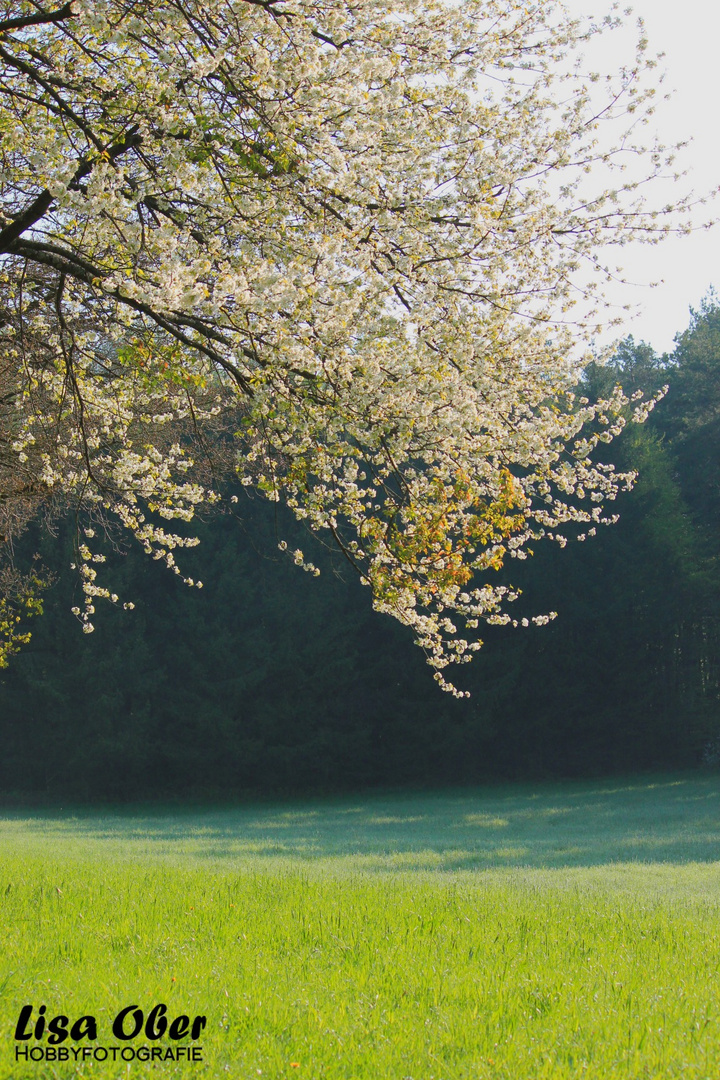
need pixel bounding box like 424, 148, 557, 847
2, 300, 720, 800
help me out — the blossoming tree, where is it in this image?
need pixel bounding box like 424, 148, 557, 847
0, 0, 685, 688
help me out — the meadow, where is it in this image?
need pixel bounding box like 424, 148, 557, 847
1, 773, 720, 1079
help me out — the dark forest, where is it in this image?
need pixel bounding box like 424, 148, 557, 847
2, 298, 720, 801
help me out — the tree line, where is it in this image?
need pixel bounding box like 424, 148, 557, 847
1, 297, 719, 801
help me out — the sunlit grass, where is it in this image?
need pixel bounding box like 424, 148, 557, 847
1, 773, 720, 1077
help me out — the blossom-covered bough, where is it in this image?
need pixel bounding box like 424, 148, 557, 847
0, 0, 686, 688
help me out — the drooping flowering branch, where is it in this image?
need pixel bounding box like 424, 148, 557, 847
0, 0, 691, 689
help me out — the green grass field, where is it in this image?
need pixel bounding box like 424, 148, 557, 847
1, 773, 720, 1079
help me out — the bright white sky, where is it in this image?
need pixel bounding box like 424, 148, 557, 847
564, 0, 720, 354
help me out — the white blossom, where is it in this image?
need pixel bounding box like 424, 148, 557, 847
0, 0, 691, 691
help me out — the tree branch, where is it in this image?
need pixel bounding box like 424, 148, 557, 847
0, 2, 74, 35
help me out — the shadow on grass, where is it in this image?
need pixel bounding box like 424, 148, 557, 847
1, 772, 719, 872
